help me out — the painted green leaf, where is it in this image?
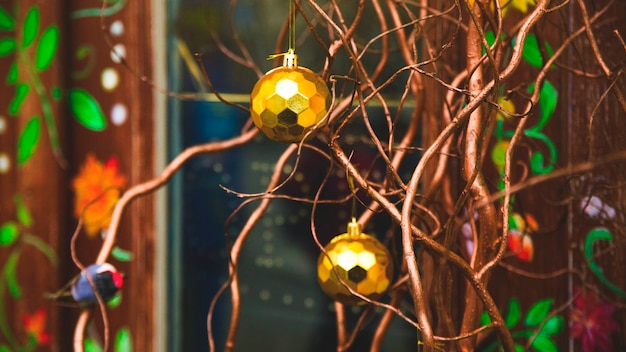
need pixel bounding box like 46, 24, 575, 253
0, 221, 19, 246
108, 293, 122, 309
114, 327, 132, 352
35, 25, 59, 71
6, 61, 17, 84
5, 248, 22, 298
13, 194, 33, 228
505, 297, 521, 329
482, 31, 496, 55
523, 35, 542, 67
584, 227, 626, 298
530, 335, 557, 352
525, 298, 553, 327
538, 81, 557, 128
514, 344, 524, 352
9, 82, 29, 115
22, 6, 39, 48
482, 31, 506, 56
0, 7, 14, 30
112, 245, 133, 262
485, 31, 496, 47
51, 86, 62, 100
528, 81, 558, 132
530, 151, 554, 174
84, 338, 104, 352
17, 116, 40, 165
524, 129, 557, 175
68, 88, 107, 131
515, 34, 554, 68
540, 315, 564, 336
0, 37, 16, 56
480, 311, 491, 326
0, 344, 10, 352
22, 234, 58, 265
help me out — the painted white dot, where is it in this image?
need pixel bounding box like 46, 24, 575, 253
101, 68, 119, 91
110, 20, 124, 36
111, 103, 128, 126
0, 117, 6, 133
110, 44, 126, 63
0, 154, 10, 173
213, 163, 223, 173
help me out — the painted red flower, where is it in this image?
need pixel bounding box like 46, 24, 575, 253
22, 308, 51, 345
507, 229, 534, 262
506, 212, 537, 262
569, 288, 619, 352
72, 153, 127, 236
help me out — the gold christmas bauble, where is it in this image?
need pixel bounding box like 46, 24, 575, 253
317, 219, 394, 306
250, 51, 330, 143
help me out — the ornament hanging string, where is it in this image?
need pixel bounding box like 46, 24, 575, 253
347, 173, 358, 221
266, 0, 297, 63
289, 0, 296, 52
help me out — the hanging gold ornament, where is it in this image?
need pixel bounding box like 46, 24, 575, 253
250, 50, 331, 143
317, 218, 394, 306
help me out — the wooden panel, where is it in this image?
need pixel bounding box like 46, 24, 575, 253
66, 0, 156, 349
0, 0, 155, 350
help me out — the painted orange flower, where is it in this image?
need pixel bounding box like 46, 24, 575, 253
72, 153, 126, 236
23, 308, 51, 345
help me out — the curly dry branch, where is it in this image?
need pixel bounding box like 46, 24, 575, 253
330, 140, 515, 350
221, 143, 299, 352
459, 0, 499, 348
343, 0, 551, 350
576, 0, 626, 113
72, 129, 259, 352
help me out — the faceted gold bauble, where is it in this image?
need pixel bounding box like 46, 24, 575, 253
317, 220, 394, 306
250, 64, 330, 143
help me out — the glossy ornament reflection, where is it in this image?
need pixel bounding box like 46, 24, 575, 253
317, 218, 394, 306
250, 50, 330, 143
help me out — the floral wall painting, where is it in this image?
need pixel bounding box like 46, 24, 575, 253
570, 288, 620, 352
72, 153, 127, 238
21, 308, 51, 349
1, 0, 142, 350
0, 194, 56, 352
0, 0, 625, 351
480, 297, 565, 352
